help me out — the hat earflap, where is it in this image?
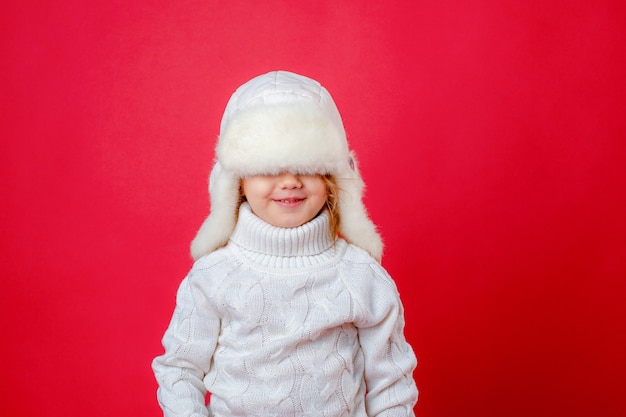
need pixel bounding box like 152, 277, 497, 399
336, 152, 384, 262
190, 163, 240, 260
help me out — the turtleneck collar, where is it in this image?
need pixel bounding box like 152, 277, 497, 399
228, 203, 338, 269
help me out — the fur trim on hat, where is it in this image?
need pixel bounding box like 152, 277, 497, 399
334, 152, 384, 262
190, 164, 240, 260
190, 70, 383, 261
217, 103, 348, 177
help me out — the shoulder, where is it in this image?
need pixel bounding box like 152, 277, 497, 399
187, 246, 241, 289
336, 242, 405, 326
192, 245, 233, 270
338, 240, 377, 264
337, 240, 400, 295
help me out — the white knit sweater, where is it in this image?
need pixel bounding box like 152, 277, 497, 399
153, 203, 418, 417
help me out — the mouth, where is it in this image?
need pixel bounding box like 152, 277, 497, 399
273, 197, 305, 207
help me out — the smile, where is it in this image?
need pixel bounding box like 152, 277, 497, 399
273, 198, 305, 206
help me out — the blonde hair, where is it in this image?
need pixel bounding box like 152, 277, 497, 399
323, 174, 341, 240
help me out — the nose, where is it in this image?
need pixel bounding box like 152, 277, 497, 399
278, 173, 302, 189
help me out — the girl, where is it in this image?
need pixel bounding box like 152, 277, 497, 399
152, 70, 418, 417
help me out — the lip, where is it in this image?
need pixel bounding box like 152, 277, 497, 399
272, 197, 306, 208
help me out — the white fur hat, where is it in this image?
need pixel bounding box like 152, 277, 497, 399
190, 70, 383, 261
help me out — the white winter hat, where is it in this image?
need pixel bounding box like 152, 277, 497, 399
190, 70, 383, 261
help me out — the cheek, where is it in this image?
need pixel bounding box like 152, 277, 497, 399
242, 178, 269, 200
304, 176, 327, 194
312, 186, 329, 209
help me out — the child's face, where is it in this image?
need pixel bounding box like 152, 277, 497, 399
242, 173, 328, 228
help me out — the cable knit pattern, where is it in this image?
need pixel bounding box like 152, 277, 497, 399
153, 204, 418, 417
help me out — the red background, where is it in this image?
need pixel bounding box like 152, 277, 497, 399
2, 1, 625, 416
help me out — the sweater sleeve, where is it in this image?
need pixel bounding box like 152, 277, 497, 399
353, 262, 418, 417
152, 267, 221, 417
